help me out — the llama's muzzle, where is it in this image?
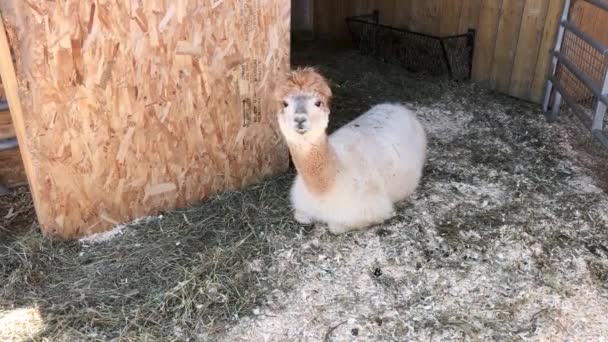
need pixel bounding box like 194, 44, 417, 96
294, 114, 308, 134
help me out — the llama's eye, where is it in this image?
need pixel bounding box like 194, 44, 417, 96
315, 101, 322, 107
282, 101, 289, 108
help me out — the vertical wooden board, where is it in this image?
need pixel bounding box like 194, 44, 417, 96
509, 0, 551, 100
315, 0, 377, 44
415, 0, 441, 35
471, 0, 503, 82
440, 0, 464, 35
346, 0, 361, 15
468, 0, 482, 30
315, 0, 351, 44
350, 0, 376, 15
308, 0, 315, 31
292, 0, 314, 32
314, 0, 339, 39
427, 0, 442, 35
393, 0, 413, 29
314, 0, 333, 39
457, 0, 473, 33
489, 0, 526, 92
329, 1, 342, 41
410, 0, 441, 35
0, 0, 291, 239
332, 0, 352, 44
530, 0, 564, 102
376, 0, 397, 26
409, 0, 425, 32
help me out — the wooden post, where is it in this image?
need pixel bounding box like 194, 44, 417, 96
0, 13, 42, 218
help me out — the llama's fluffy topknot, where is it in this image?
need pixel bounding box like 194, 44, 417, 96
275, 67, 332, 105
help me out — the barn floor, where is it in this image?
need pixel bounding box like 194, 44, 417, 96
2, 42, 608, 341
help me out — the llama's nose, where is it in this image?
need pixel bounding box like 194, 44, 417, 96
294, 116, 307, 129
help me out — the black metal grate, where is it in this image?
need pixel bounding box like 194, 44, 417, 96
556, 29, 608, 110
556, 64, 597, 113
345, 11, 475, 80
555, 64, 596, 125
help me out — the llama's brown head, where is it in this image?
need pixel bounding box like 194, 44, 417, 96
275, 67, 332, 143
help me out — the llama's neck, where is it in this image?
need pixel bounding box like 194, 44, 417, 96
288, 135, 338, 195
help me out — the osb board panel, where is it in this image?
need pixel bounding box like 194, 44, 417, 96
0, 147, 27, 188
0, 109, 15, 139
0, 0, 290, 239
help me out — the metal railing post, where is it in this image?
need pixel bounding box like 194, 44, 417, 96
592, 68, 608, 131
543, 0, 571, 119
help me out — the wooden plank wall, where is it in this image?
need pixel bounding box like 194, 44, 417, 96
292, 0, 314, 32
310, 0, 566, 103
473, 0, 564, 102
570, 0, 608, 46
0, 0, 291, 239
313, 0, 479, 42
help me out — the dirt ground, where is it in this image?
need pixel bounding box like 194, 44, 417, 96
2, 42, 608, 341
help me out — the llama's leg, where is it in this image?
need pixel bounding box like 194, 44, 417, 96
294, 210, 314, 225
365, 200, 396, 226
327, 221, 370, 235
326, 200, 395, 235
377, 196, 397, 221
384, 204, 397, 220
387, 206, 397, 221
327, 222, 353, 235
290, 180, 315, 225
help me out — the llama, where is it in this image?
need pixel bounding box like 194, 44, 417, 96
275, 67, 427, 234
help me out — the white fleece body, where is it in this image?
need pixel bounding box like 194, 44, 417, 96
291, 103, 427, 234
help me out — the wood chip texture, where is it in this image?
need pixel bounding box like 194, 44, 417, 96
0, 0, 290, 239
